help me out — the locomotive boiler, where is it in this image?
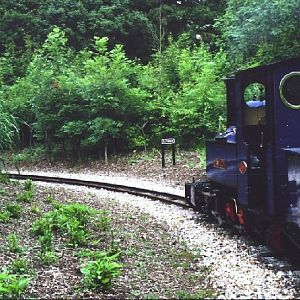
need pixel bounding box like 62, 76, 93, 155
185, 56, 300, 256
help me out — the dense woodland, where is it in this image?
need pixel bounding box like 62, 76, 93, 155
0, 0, 300, 160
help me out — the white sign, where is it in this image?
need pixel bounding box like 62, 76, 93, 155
161, 138, 175, 145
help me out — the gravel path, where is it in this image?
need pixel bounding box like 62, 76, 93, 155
9, 168, 300, 299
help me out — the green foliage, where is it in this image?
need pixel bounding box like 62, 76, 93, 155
176, 290, 215, 299
23, 179, 35, 193
216, 0, 300, 67
0, 108, 19, 150
31, 217, 52, 237
10, 258, 29, 275
0, 211, 10, 223
12, 146, 46, 164
0, 271, 30, 299
0, 23, 230, 155
32, 203, 105, 247
39, 230, 53, 253
0, 172, 10, 184
141, 38, 227, 146
80, 252, 122, 290
94, 210, 111, 232
16, 190, 34, 203
5, 203, 22, 219
30, 204, 41, 215
39, 251, 58, 266
6, 234, 23, 254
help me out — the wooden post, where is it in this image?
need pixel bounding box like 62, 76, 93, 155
161, 145, 166, 168
172, 144, 176, 166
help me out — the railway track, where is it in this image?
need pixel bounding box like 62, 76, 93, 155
6, 172, 300, 271
7, 173, 189, 209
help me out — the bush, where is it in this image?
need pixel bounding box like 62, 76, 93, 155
0, 272, 30, 298
39, 251, 58, 266
6, 234, 24, 254
81, 252, 122, 290
0, 211, 10, 223
16, 190, 34, 203
10, 258, 29, 275
6, 203, 22, 219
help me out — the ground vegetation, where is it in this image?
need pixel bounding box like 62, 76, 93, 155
0, 174, 214, 299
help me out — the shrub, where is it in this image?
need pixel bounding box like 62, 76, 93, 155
39, 251, 58, 266
0, 172, 10, 184
31, 217, 52, 236
81, 252, 122, 290
10, 258, 29, 275
38, 230, 53, 253
6, 203, 22, 219
0, 211, 10, 223
0, 272, 30, 298
23, 179, 35, 192
6, 234, 23, 254
16, 190, 34, 203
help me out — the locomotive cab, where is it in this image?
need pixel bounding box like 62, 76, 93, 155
185, 56, 300, 255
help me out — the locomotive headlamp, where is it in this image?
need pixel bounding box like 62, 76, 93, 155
279, 72, 300, 109
238, 161, 248, 174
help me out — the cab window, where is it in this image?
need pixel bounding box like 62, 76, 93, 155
244, 83, 266, 125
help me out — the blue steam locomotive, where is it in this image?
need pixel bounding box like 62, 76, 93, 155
185, 56, 300, 255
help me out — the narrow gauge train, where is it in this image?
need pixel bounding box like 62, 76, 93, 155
185, 56, 300, 256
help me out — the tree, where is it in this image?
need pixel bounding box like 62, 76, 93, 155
139, 37, 227, 147
216, 0, 300, 67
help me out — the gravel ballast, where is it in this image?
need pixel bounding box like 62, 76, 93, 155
64, 183, 298, 300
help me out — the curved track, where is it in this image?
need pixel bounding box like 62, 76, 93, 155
7, 173, 189, 209
6, 172, 300, 270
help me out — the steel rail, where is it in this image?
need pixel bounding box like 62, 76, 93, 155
7, 173, 189, 208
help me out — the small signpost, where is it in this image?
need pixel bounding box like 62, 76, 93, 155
161, 138, 176, 168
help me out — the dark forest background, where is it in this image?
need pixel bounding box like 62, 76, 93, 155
0, 0, 299, 160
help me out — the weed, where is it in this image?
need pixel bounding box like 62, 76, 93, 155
6, 203, 22, 219
10, 258, 29, 275
143, 293, 159, 299
198, 148, 206, 170
45, 194, 56, 204
39, 230, 53, 252
172, 248, 201, 270
94, 210, 110, 231
0, 271, 31, 298
23, 179, 35, 192
6, 234, 23, 254
76, 249, 121, 260
176, 290, 215, 299
12, 146, 46, 164
0, 172, 10, 184
32, 203, 100, 247
30, 204, 41, 215
67, 221, 90, 247
0, 211, 10, 223
31, 217, 52, 236
81, 252, 122, 290
16, 190, 34, 203
0, 187, 7, 195
39, 251, 58, 266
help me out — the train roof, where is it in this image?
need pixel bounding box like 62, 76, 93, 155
235, 56, 300, 77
